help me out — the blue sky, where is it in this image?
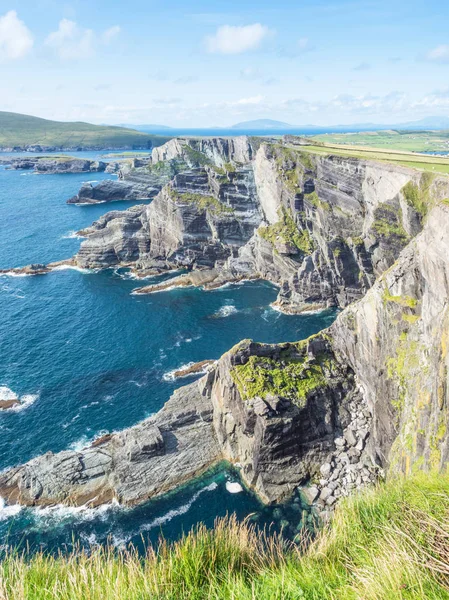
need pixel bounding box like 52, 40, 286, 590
1, 0, 449, 126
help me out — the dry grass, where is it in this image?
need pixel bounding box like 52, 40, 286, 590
0, 474, 449, 599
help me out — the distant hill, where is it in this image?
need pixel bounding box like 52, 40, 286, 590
118, 124, 173, 132
0, 112, 172, 150
231, 119, 293, 130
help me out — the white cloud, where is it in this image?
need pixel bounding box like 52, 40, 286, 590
425, 45, 449, 63
45, 19, 94, 59
205, 23, 272, 55
298, 37, 309, 50
0, 11, 33, 61
234, 95, 263, 105
45, 20, 121, 59
102, 25, 120, 44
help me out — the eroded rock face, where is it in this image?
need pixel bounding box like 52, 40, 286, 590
331, 201, 449, 474
71, 137, 449, 315
0, 381, 220, 507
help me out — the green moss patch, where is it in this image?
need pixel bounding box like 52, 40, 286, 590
231, 342, 329, 407
401, 172, 435, 218
372, 203, 409, 242
168, 187, 234, 215
259, 208, 314, 254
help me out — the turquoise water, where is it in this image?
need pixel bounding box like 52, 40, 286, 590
0, 158, 336, 552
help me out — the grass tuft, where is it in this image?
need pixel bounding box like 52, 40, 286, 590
1, 474, 449, 598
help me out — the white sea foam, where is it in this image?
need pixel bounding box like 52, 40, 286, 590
214, 305, 238, 318
61, 231, 85, 240
32, 498, 120, 525
0, 386, 39, 412
130, 482, 218, 542
52, 265, 92, 274
226, 481, 243, 494
0, 271, 32, 278
162, 362, 194, 381
0, 496, 22, 521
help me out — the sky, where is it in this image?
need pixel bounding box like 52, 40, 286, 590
0, 0, 449, 127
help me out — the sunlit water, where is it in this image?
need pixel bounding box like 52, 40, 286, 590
0, 154, 336, 552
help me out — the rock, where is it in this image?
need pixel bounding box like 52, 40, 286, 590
319, 462, 331, 478
5, 157, 106, 174
301, 485, 319, 505
173, 360, 215, 379
344, 428, 357, 447
0, 380, 221, 507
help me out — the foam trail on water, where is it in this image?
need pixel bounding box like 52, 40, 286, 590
213, 305, 238, 318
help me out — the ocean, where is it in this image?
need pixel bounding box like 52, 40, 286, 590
0, 154, 336, 552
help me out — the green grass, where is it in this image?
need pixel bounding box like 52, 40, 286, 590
0, 111, 171, 149
313, 130, 449, 154
259, 208, 315, 254
290, 141, 449, 175
1, 473, 449, 599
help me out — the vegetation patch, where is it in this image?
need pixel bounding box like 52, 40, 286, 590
402, 172, 435, 218
382, 288, 418, 309
183, 144, 212, 166
304, 191, 330, 211
372, 203, 410, 242
231, 342, 329, 407
259, 208, 315, 255
168, 187, 234, 215
1, 474, 449, 599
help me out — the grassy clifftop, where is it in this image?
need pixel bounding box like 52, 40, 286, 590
1, 473, 448, 599
0, 111, 171, 149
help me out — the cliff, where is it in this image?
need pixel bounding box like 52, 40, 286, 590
73, 137, 449, 313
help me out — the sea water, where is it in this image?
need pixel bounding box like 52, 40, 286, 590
0, 155, 336, 552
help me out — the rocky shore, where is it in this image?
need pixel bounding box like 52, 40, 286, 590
0, 156, 107, 174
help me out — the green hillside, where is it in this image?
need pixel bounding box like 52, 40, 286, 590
0, 112, 171, 149
313, 129, 449, 154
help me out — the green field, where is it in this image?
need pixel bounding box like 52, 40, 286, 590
0, 473, 448, 599
297, 140, 449, 174
0, 112, 171, 149
313, 130, 449, 154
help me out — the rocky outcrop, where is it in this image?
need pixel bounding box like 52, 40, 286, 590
0, 381, 220, 507
67, 179, 159, 205
0, 157, 106, 173
76, 164, 262, 270
151, 136, 255, 166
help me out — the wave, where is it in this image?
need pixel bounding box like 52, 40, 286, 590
0, 386, 39, 412
213, 305, 238, 318
0, 271, 32, 278
0, 497, 22, 521
60, 231, 86, 240
52, 265, 93, 274
139, 482, 218, 535
162, 362, 195, 381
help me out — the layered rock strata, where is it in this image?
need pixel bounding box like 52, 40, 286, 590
71, 137, 449, 313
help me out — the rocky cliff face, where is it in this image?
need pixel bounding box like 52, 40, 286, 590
2, 198, 449, 514
72, 137, 447, 314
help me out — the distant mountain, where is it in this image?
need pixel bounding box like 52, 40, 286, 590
397, 117, 449, 130
0, 112, 171, 150
117, 124, 173, 132
231, 119, 293, 130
